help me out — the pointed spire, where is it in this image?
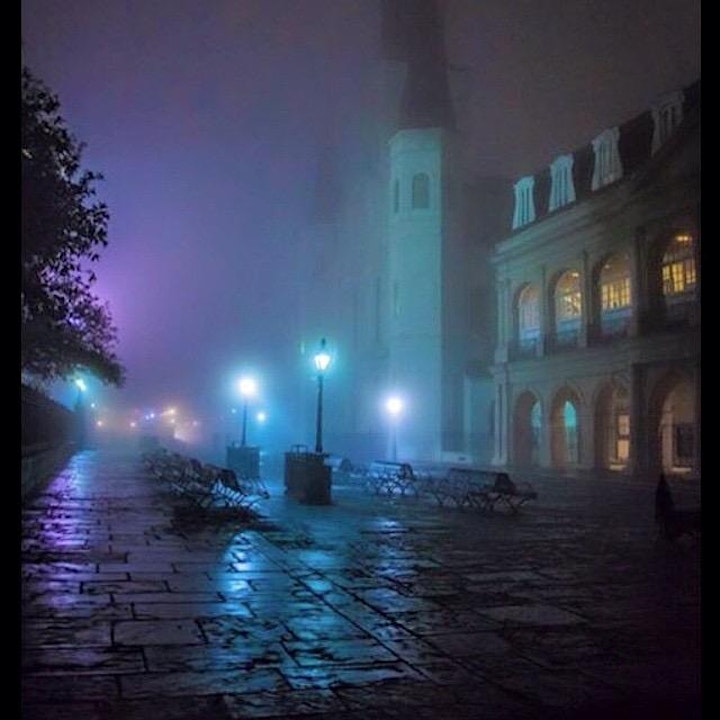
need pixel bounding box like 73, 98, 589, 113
382, 0, 455, 130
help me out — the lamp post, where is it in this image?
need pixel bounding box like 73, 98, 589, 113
385, 395, 403, 461
313, 338, 331, 454
237, 376, 257, 447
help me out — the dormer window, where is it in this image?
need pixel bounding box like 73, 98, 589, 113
651, 90, 684, 154
591, 127, 622, 190
512, 175, 535, 229
548, 154, 576, 211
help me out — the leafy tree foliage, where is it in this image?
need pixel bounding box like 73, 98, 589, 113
22, 66, 125, 386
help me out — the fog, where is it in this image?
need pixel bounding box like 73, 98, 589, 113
20, 0, 701, 457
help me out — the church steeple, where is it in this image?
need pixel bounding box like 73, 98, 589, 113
382, 0, 455, 130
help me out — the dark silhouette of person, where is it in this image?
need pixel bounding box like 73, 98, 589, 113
655, 473, 674, 537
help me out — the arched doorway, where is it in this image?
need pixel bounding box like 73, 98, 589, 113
550, 390, 581, 469
594, 383, 629, 471
513, 392, 541, 467
658, 377, 696, 475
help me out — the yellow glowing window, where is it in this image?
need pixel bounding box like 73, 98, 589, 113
556, 272, 582, 320
600, 254, 631, 311
617, 413, 630, 437
662, 232, 696, 296
601, 278, 631, 309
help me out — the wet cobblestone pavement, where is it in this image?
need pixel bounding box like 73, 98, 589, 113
21, 449, 701, 719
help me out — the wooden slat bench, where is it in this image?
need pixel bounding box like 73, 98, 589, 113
142, 449, 267, 512
423, 467, 537, 513
365, 461, 419, 497
486, 473, 538, 513
423, 467, 496, 509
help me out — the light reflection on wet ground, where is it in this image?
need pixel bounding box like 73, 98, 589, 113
21, 448, 700, 719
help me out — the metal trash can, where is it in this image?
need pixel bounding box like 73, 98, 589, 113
284, 444, 331, 505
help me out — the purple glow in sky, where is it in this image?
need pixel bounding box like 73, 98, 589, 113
20, 0, 700, 433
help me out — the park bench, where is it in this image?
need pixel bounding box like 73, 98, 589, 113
365, 460, 420, 497
142, 448, 267, 512
423, 467, 537, 513
486, 472, 538, 513
423, 467, 496, 509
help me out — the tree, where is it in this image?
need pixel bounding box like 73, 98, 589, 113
21, 66, 125, 386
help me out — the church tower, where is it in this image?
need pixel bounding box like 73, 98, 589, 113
385, 0, 466, 461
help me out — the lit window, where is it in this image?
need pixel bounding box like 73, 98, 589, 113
599, 253, 631, 336
591, 127, 623, 190
548, 154, 576, 211
554, 270, 582, 344
518, 284, 540, 347
662, 232, 696, 296
616, 412, 630, 463
556, 271, 582, 320
651, 90, 684, 154
512, 176, 535, 229
411, 173, 430, 209
601, 278, 631, 309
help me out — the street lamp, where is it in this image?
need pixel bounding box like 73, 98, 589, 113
385, 395, 404, 461
237, 376, 258, 446
313, 338, 331, 454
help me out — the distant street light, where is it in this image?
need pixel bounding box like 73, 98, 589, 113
313, 338, 331, 454
237, 375, 258, 446
385, 395, 404, 461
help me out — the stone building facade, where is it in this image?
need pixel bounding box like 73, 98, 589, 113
298, 0, 700, 481
490, 82, 700, 478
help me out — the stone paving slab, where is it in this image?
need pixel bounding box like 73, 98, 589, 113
21, 448, 701, 719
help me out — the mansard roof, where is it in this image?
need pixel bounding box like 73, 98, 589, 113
509, 78, 700, 232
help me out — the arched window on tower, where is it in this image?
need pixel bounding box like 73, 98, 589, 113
411, 172, 430, 209
599, 253, 632, 337
393, 179, 400, 213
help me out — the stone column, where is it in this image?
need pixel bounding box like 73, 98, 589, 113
538, 265, 548, 356
629, 362, 648, 479
579, 250, 591, 347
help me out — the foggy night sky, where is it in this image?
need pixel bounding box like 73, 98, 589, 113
20, 0, 700, 433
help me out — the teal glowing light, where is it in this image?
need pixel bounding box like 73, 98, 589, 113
313, 339, 331, 373
385, 396, 403, 417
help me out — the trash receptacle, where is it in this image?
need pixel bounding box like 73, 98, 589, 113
284, 445, 331, 505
